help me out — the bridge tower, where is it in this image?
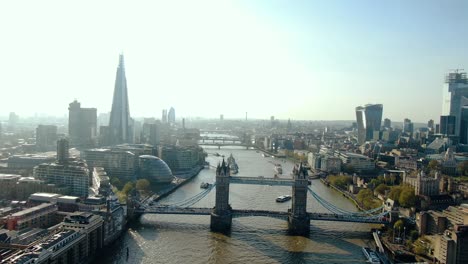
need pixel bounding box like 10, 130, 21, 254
210, 159, 232, 232
288, 163, 310, 236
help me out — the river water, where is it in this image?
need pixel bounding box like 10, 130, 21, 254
97, 146, 376, 264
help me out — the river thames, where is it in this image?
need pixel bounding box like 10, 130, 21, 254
96, 146, 377, 264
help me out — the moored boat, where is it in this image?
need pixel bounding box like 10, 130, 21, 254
227, 153, 239, 174
274, 164, 283, 174
362, 247, 381, 264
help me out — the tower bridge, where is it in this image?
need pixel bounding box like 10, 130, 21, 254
133, 161, 390, 236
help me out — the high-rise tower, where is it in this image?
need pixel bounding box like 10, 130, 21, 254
168, 107, 175, 124
109, 54, 132, 144
442, 70, 468, 137
355, 104, 383, 144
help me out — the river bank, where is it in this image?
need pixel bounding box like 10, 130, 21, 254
150, 165, 205, 203
320, 178, 368, 211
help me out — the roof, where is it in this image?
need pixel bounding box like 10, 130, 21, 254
0, 174, 21, 180
11, 203, 56, 217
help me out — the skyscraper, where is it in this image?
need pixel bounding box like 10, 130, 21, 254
355, 104, 383, 144
108, 54, 132, 145
440, 115, 456, 136
162, 109, 167, 123
442, 70, 468, 137
403, 118, 414, 134
68, 100, 97, 147
36, 125, 58, 151
428, 119, 434, 131
383, 118, 392, 129
168, 107, 175, 124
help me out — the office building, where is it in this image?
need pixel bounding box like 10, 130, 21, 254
441, 115, 456, 136
68, 100, 97, 147
139, 155, 174, 183
460, 107, 468, 144
0, 174, 21, 199
442, 70, 468, 137
36, 125, 57, 151
162, 109, 168, 123
108, 54, 132, 145
383, 118, 391, 129
6, 203, 58, 231
428, 119, 435, 131
168, 107, 175, 124
34, 140, 89, 197
355, 104, 383, 144
141, 121, 161, 146
57, 138, 69, 164
82, 148, 137, 181
336, 152, 375, 173
403, 118, 414, 134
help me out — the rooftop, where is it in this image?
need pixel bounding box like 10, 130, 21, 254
11, 203, 56, 217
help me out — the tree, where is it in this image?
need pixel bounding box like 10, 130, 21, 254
343, 164, 355, 174
410, 230, 419, 241
399, 188, 416, 208
111, 177, 123, 190
375, 184, 389, 195
356, 189, 373, 203
388, 186, 402, 201
328, 175, 352, 189
394, 219, 404, 231
413, 244, 426, 255
457, 160, 468, 176
136, 179, 151, 191
428, 160, 440, 171
122, 182, 134, 195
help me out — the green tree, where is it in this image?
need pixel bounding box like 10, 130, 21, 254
457, 160, 468, 176
410, 230, 419, 241
111, 177, 123, 190
428, 160, 440, 171
328, 175, 352, 189
136, 179, 151, 191
356, 189, 373, 203
343, 164, 355, 174
122, 182, 134, 195
388, 186, 402, 201
394, 219, 404, 231
413, 244, 426, 255
399, 187, 416, 208
374, 183, 389, 195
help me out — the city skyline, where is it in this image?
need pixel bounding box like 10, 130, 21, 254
0, 0, 467, 122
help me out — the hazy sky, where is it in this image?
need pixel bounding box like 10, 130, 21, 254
0, 0, 467, 122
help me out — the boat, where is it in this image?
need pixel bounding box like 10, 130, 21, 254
262, 153, 269, 158
200, 182, 211, 189
227, 153, 239, 174
274, 164, 283, 174
276, 195, 291, 202
214, 153, 221, 157
362, 247, 381, 264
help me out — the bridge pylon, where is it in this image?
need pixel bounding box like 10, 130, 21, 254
210, 159, 232, 233
288, 164, 310, 236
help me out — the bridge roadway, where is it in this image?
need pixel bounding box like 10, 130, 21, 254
198, 142, 250, 147
138, 207, 388, 224
229, 176, 294, 186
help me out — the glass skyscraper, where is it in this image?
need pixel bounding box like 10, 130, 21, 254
355, 104, 383, 144
442, 71, 468, 137
109, 54, 132, 145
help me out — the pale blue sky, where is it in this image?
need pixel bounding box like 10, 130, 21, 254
0, 0, 467, 122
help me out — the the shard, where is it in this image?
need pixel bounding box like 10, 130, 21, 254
109, 54, 132, 144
